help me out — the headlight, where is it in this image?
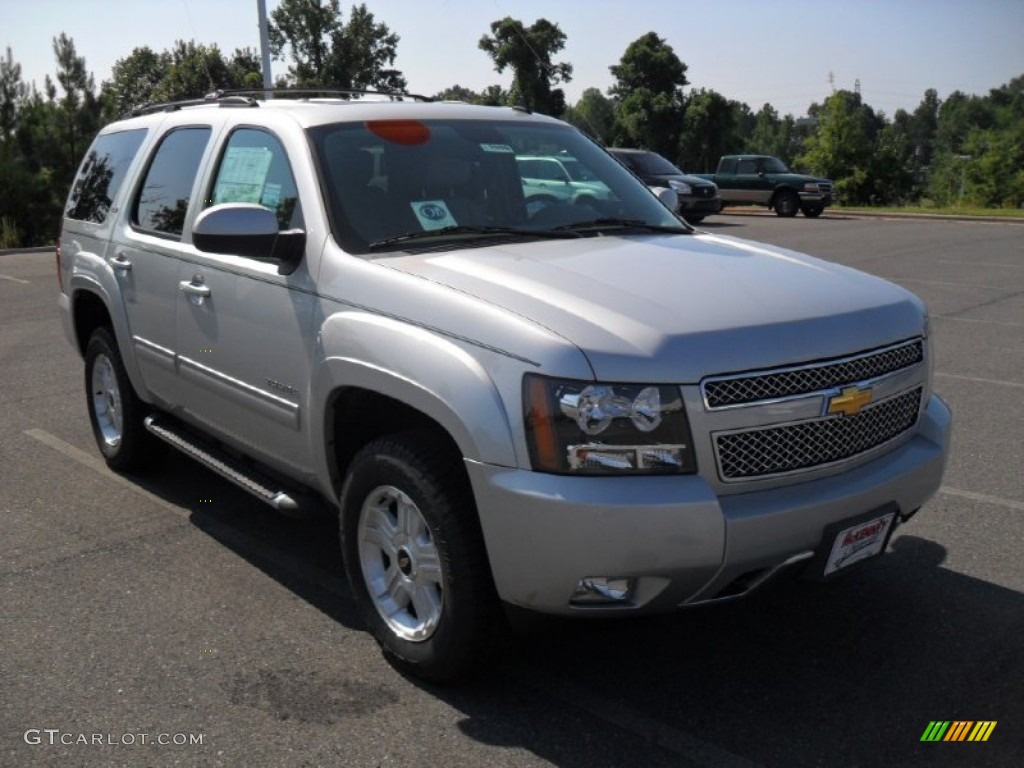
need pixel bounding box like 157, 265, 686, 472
803, 182, 820, 192
669, 180, 693, 194
523, 375, 698, 474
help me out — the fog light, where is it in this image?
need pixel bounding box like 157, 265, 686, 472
570, 577, 636, 605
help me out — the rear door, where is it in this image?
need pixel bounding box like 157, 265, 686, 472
118, 125, 215, 404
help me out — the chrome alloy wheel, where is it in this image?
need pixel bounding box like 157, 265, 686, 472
91, 353, 123, 448
357, 485, 444, 642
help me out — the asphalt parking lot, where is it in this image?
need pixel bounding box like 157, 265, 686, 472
2, 214, 1022, 767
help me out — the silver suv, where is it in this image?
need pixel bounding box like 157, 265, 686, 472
58, 91, 951, 681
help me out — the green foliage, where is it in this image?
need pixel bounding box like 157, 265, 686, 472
434, 84, 509, 106
478, 17, 572, 116
562, 87, 618, 145
608, 33, 687, 158
269, 0, 406, 92
678, 89, 738, 172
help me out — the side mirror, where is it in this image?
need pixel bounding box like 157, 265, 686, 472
651, 186, 679, 211
192, 203, 305, 267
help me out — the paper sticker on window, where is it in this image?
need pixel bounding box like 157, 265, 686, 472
261, 182, 282, 209
480, 143, 514, 154
411, 200, 457, 231
214, 146, 273, 204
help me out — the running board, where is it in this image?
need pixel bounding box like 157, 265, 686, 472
144, 414, 302, 514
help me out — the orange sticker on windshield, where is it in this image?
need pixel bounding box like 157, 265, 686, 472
365, 120, 431, 146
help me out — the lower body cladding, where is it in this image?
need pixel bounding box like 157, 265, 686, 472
467, 394, 951, 615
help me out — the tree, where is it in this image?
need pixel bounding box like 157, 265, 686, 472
678, 89, 737, 172
478, 17, 572, 116
798, 90, 876, 203
434, 84, 509, 106
269, 0, 406, 92
563, 87, 618, 145
53, 33, 100, 176
0, 47, 27, 142
608, 33, 687, 158
101, 47, 170, 120
746, 103, 796, 163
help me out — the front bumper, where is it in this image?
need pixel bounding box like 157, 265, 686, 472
798, 191, 833, 206
679, 195, 724, 217
467, 394, 950, 615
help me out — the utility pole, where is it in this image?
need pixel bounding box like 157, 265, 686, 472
257, 0, 273, 98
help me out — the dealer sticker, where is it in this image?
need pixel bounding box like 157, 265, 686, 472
823, 511, 896, 576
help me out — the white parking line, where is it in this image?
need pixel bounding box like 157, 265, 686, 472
934, 315, 1023, 328
939, 486, 1024, 512
935, 372, 1024, 389
0, 273, 30, 284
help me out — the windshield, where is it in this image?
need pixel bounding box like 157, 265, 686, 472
309, 120, 684, 254
619, 151, 685, 177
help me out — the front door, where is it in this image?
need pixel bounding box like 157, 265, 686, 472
174, 127, 317, 477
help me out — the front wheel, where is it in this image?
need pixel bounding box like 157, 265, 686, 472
84, 327, 160, 471
773, 190, 799, 217
339, 432, 500, 682
802, 205, 825, 218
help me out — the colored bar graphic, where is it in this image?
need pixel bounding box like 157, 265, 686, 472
968, 722, 997, 742
944, 721, 973, 741
921, 720, 997, 742
921, 721, 950, 742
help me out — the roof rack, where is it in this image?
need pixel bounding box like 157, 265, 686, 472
124, 86, 433, 118
127, 92, 258, 118
219, 87, 433, 102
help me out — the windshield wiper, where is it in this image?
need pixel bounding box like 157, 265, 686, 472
552, 218, 691, 234
369, 225, 581, 250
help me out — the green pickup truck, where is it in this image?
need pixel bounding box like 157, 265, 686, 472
695, 155, 833, 218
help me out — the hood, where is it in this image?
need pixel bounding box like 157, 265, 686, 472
380, 233, 925, 382
644, 171, 715, 187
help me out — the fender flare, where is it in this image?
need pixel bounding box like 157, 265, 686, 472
67, 257, 154, 403
310, 311, 519, 493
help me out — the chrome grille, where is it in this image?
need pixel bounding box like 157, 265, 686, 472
715, 387, 922, 480
703, 340, 923, 408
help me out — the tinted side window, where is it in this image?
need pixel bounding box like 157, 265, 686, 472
208, 128, 300, 230
736, 159, 758, 175
66, 129, 147, 223
133, 127, 211, 237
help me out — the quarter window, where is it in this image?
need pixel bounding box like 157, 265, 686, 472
66, 128, 147, 223
133, 127, 212, 237
208, 128, 300, 230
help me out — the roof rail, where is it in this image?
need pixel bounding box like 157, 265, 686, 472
123, 86, 433, 119
126, 92, 258, 118
217, 86, 434, 102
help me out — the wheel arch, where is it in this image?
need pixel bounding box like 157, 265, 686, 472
312, 311, 520, 501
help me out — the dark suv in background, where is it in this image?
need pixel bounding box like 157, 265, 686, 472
608, 148, 722, 224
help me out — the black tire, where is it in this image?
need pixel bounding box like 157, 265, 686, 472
773, 189, 799, 217
339, 431, 501, 682
684, 215, 705, 224
802, 206, 825, 218
84, 327, 160, 471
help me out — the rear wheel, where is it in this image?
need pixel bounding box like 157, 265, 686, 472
802, 205, 824, 218
84, 327, 160, 470
684, 215, 705, 224
339, 432, 500, 682
773, 190, 799, 217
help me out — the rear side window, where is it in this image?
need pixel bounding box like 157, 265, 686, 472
207, 128, 300, 230
65, 128, 147, 223
133, 127, 212, 237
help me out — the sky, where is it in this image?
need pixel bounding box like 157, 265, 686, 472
3, 0, 1024, 118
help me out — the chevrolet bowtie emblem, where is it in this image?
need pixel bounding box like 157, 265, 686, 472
826, 385, 873, 417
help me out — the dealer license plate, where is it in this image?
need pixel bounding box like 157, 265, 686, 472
822, 511, 897, 576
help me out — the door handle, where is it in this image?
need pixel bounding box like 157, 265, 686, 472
108, 252, 132, 272
178, 279, 211, 298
